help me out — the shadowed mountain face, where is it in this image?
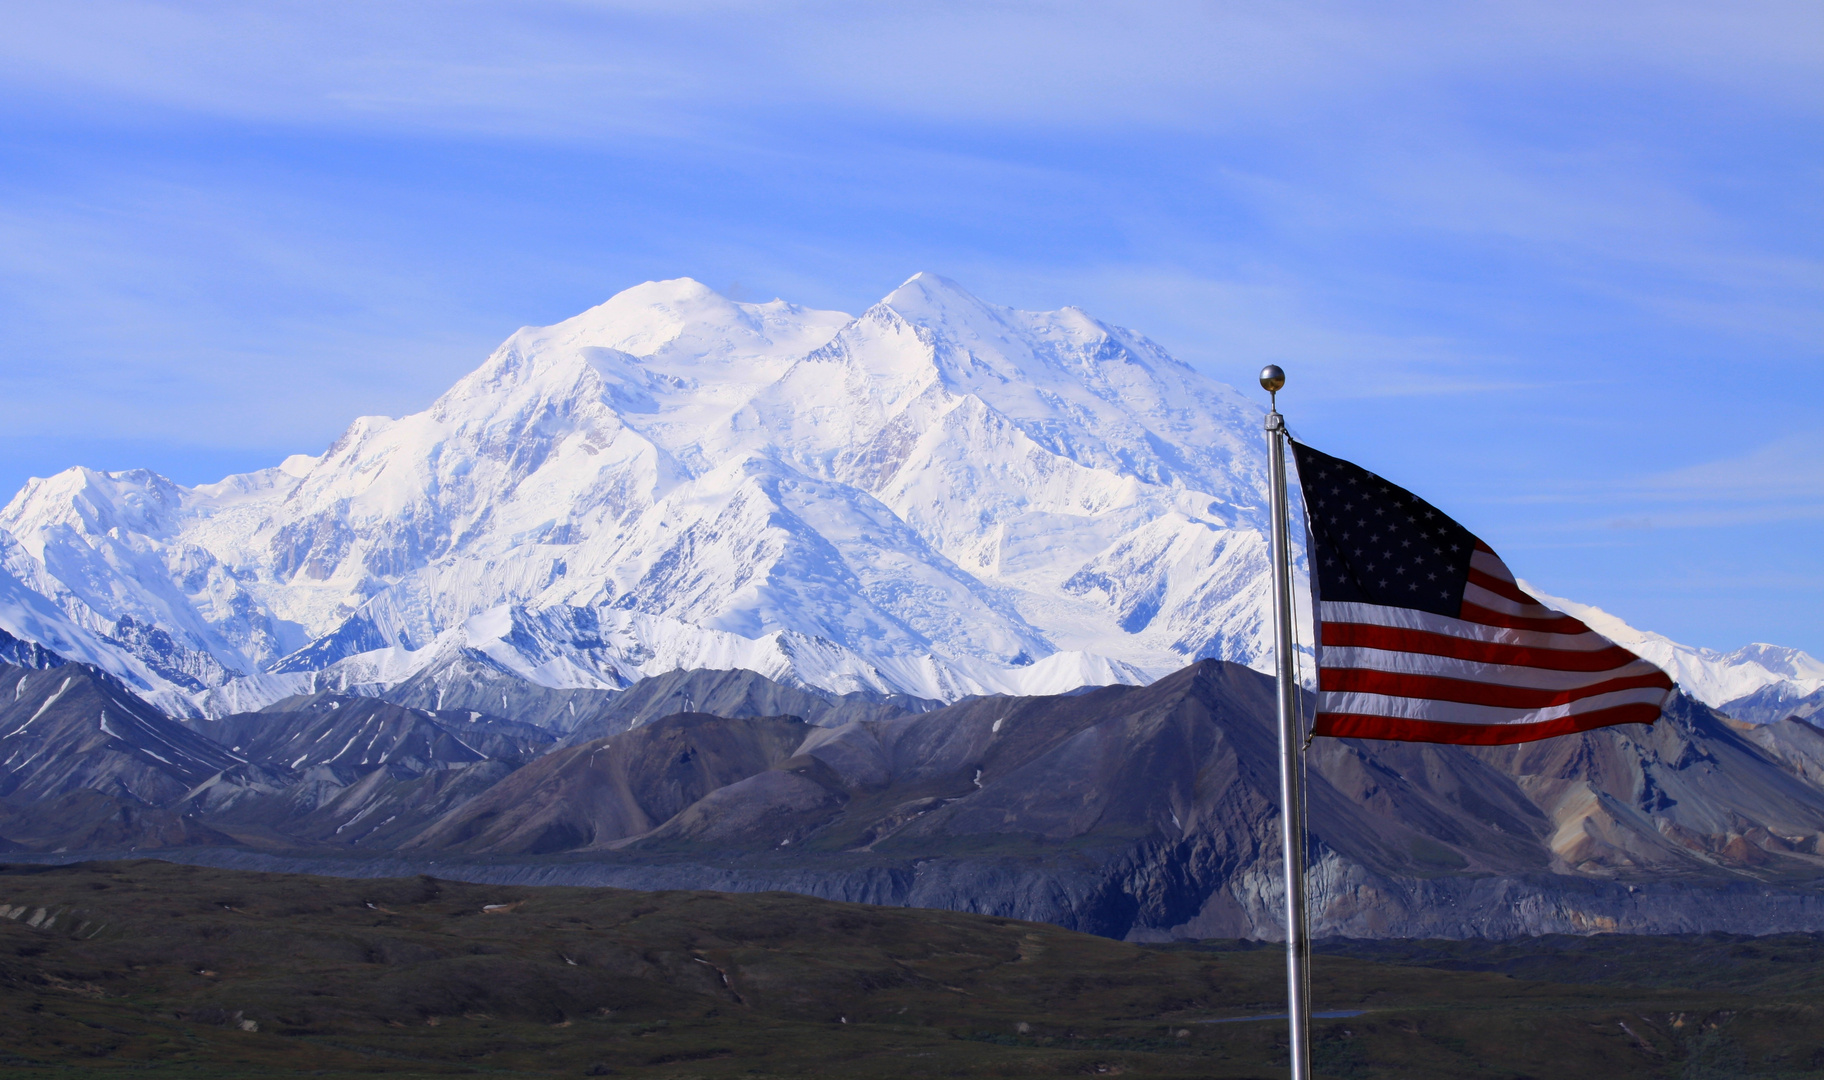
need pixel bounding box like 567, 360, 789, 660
0, 662, 261, 850
190, 693, 555, 773
557, 667, 935, 746
433, 660, 1824, 938
375, 655, 622, 733
4, 659, 1824, 940
0, 627, 64, 671
580, 663, 1824, 890
408, 713, 813, 855
1734, 715, 1824, 789
0, 663, 246, 804
176, 694, 558, 851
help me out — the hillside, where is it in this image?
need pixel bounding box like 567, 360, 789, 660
1, 859, 1818, 1078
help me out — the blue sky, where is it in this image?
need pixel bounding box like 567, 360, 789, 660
1, 1, 1819, 655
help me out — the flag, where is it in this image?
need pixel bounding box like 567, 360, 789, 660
1290, 440, 1675, 745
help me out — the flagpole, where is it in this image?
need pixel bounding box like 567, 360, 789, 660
1260, 364, 1311, 1080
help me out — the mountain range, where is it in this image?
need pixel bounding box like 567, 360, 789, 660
4, 653, 1824, 940
1, 273, 1822, 940
2, 274, 1818, 721
4, 275, 1817, 726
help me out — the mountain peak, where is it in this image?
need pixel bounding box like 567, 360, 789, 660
878, 274, 1105, 348
531, 278, 851, 369
877, 272, 1014, 338
1, 464, 187, 545
5, 274, 1809, 727
0, 275, 1289, 706
1721, 643, 1824, 683
549, 277, 747, 355
884, 270, 979, 303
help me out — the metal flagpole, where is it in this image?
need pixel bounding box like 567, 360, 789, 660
1260, 364, 1311, 1080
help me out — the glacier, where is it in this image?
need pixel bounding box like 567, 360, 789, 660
0, 275, 1269, 712
0, 273, 1815, 720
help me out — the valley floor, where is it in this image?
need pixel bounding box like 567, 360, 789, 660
1, 861, 1820, 1079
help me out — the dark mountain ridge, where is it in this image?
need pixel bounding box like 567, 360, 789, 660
3, 657, 1824, 940
188, 692, 554, 771
0, 663, 247, 804
556, 666, 939, 746
0, 626, 65, 671
0, 661, 262, 850
409, 712, 813, 854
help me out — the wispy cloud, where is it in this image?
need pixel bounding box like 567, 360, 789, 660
2, 2, 1816, 137
1470, 435, 1824, 534
0, 177, 498, 446
1639, 435, 1824, 500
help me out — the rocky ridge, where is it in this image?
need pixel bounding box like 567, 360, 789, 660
5, 655, 1824, 940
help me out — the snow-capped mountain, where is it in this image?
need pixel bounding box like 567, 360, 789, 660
0, 275, 1272, 712
2, 273, 1813, 723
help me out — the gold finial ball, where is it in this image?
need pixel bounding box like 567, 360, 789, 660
1259, 364, 1286, 394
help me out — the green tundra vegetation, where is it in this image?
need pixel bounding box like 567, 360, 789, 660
0, 861, 1819, 1079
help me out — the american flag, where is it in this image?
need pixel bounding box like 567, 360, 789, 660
1289, 440, 1675, 745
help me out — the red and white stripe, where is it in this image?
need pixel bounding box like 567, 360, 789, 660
1312, 542, 1674, 745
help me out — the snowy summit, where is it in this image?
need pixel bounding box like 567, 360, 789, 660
1, 274, 1814, 721
0, 275, 1274, 713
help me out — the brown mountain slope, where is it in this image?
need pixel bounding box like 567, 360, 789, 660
406, 713, 813, 854
612, 661, 1824, 884
1462, 697, 1824, 878
412, 660, 1824, 938
560, 666, 934, 744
